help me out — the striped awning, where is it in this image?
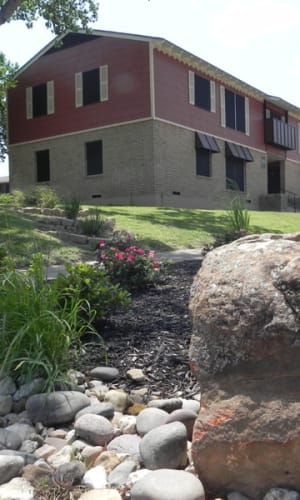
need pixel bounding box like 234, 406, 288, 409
195, 132, 220, 153
226, 141, 254, 162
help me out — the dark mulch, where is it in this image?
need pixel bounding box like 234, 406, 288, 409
78, 260, 202, 400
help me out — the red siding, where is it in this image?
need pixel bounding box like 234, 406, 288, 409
153, 50, 299, 161
8, 37, 151, 144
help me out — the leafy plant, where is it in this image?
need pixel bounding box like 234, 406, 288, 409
0, 193, 12, 205
0, 254, 97, 389
55, 262, 131, 321
79, 209, 105, 236
63, 194, 81, 220
226, 197, 251, 233
98, 240, 162, 290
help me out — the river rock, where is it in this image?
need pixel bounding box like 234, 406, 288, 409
107, 434, 141, 459
136, 408, 169, 436
108, 459, 138, 487
79, 490, 122, 500
104, 390, 128, 412
90, 367, 120, 382
54, 460, 85, 486
0, 477, 34, 499
0, 396, 12, 416
165, 409, 198, 441
139, 421, 187, 470
263, 488, 300, 500
82, 464, 107, 489
0, 429, 22, 450
131, 469, 205, 500
0, 455, 24, 485
26, 391, 91, 426
189, 233, 300, 498
0, 377, 16, 396
147, 398, 182, 412
75, 402, 114, 420
74, 414, 114, 446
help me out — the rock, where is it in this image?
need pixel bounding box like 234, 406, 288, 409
22, 463, 53, 486
131, 469, 205, 500
75, 402, 114, 420
107, 434, 141, 459
189, 233, 300, 498
126, 469, 151, 488
54, 460, 85, 486
45, 436, 67, 451
118, 415, 137, 434
127, 403, 147, 416
0, 429, 21, 450
165, 409, 198, 441
20, 439, 39, 454
147, 398, 182, 412
0, 377, 16, 396
93, 451, 122, 473
0, 455, 24, 485
35, 443, 57, 460
82, 464, 107, 489
136, 408, 169, 436
47, 445, 73, 468
263, 488, 300, 500
26, 391, 90, 426
181, 399, 200, 414
139, 421, 187, 470
75, 414, 114, 446
126, 369, 146, 383
68, 369, 86, 385
104, 390, 128, 412
108, 459, 138, 487
13, 378, 45, 402
0, 396, 12, 416
228, 493, 251, 500
6, 423, 35, 442
0, 450, 36, 465
0, 477, 34, 499
79, 490, 122, 500
81, 445, 103, 467
90, 367, 120, 382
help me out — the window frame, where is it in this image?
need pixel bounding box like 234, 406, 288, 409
226, 156, 245, 192
220, 86, 249, 135
86, 140, 103, 176
75, 65, 109, 108
189, 70, 216, 112
26, 81, 55, 119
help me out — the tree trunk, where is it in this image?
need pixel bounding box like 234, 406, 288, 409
0, 0, 25, 25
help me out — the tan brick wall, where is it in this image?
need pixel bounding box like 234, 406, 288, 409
153, 121, 267, 210
9, 121, 156, 205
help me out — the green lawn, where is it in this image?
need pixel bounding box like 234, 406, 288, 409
1, 205, 300, 266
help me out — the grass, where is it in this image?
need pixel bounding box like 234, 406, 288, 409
1, 205, 300, 266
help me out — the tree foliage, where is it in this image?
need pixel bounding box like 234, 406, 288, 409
0, 0, 99, 161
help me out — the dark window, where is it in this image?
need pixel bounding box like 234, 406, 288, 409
226, 157, 244, 191
36, 150, 50, 182
225, 89, 245, 132
196, 149, 211, 176
33, 84, 47, 117
86, 140, 103, 176
83, 68, 100, 105
194, 74, 210, 111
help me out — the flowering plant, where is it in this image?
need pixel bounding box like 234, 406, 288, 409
98, 240, 162, 290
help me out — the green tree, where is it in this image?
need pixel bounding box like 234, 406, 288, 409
0, 0, 99, 161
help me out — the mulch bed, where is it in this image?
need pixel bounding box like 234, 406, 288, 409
77, 260, 203, 400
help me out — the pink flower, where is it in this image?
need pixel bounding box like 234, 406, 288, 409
148, 250, 155, 258
99, 240, 106, 248
115, 252, 125, 260
127, 254, 135, 262
99, 251, 107, 260
153, 261, 160, 268
136, 248, 145, 255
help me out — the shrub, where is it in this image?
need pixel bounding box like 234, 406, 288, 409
11, 189, 26, 207
79, 209, 105, 236
14, 186, 59, 208
0, 254, 96, 389
55, 262, 131, 320
0, 194, 13, 206
226, 197, 251, 233
63, 194, 81, 220
98, 240, 162, 290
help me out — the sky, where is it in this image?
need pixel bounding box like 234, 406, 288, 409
1, 0, 300, 176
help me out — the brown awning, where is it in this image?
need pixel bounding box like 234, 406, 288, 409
226, 141, 254, 162
195, 132, 220, 153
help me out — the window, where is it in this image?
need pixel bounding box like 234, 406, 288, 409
226, 157, 245, 191
189, 71, 215, 112
196, 149, 211, 176
220, 86, 249, 135
86, 140, 103, 176
36, 150, 50, 182
75, 65, 108, 107
26, 81, 54, 119
195, 132, 220, 177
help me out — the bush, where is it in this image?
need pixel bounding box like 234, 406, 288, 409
11, 189, 26, 207
79, 209, 105, 236
13, 186, 59, 208
0, 194, 13, 206
55, 262, 131, 320
98, 240, 162, 290
63, 194, 81, 220
0, 254, 96, 389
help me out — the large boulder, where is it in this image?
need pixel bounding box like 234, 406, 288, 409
189, 233, 300, 498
